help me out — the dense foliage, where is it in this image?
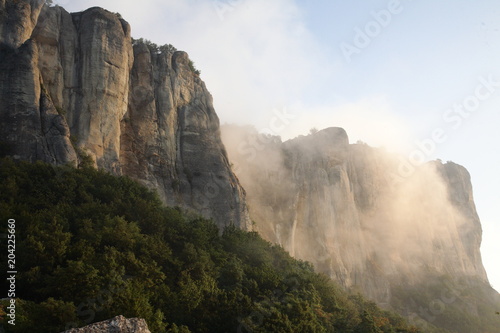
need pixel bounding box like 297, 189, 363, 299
132, 38, 178, 55
0, 159, 420, 332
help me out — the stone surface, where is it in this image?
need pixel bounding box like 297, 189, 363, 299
121, 43, 250, 228
222, 125, 490, 305
63, 316, 151, 333
0, 0, 44, 49
31, 5, 134, 171
0, 2, 250, 229
0, 37, 76, 165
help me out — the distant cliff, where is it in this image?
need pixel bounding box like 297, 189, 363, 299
0, 2, 250, 229
222, 125, 499, 332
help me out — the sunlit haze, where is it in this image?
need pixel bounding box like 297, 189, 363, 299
57, 0, 500, 292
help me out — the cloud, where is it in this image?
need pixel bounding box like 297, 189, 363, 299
281, 96, 415, 152
160, 0, 326, 128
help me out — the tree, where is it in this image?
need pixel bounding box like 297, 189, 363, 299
188, 60, 201, 75
355, 311, 383, 333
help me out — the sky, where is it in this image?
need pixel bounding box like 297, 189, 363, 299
56, 0, 500, 292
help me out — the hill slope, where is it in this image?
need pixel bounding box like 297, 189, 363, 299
0, 158, 424, 333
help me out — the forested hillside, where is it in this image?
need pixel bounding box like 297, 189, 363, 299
0, 158, 426, 332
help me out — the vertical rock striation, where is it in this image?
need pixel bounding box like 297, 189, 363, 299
31, 5, 134, 172
0, 26, 76, 165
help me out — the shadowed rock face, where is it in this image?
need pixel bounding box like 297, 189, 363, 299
0, 38, 77, 164
0, 2, 250, 229
62, 316, 150, 333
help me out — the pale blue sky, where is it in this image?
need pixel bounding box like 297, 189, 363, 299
57, 0, 500, 291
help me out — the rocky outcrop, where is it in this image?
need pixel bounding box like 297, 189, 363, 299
0, 2, 250, 229
222, 125, 490, 305
63, 316, 150, 333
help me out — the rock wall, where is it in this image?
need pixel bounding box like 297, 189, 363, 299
121, 43, 249, 226
0, 0, 44, 49
0, 32, 77, 165
222, 125, 489, 305
0, 2, 250, 229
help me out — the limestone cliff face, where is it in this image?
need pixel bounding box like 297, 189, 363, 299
31, 5, 133, 172
222, 125, 489, 305
0, 2, 250, 229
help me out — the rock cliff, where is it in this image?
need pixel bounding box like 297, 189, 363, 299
222, 125, 497, 330
0, 2, 250, 229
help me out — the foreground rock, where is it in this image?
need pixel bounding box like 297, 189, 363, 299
62, 316, 150, 333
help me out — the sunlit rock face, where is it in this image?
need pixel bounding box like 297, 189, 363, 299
32, 6, 134, 172
222, 125, 488, 304
0, 2, 250, 229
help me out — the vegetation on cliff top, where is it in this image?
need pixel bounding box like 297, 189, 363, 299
0, 158, 421, 332
131, 38, 201, 75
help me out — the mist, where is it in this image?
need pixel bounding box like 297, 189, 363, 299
221, 124, 487, 301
